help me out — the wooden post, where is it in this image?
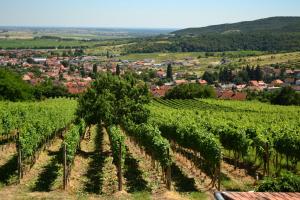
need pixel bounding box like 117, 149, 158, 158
166, 165, 171, 190
17, 130, 22, 183
118, 142, 123, 191
266, 143, 270, 176
63, 143, 67, 190
218, 159, 221, 191
166, 148, 171, 191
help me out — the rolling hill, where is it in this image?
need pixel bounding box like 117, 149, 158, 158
173, 17, 300, 35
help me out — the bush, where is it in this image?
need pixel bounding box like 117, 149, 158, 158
165, 83, 216, 99
256, 172, 300, 192
271, 86, 300, 106
0, 68, 34, 101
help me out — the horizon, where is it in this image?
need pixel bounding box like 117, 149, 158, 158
1, 0, 300, 29
1, 16, 300, 30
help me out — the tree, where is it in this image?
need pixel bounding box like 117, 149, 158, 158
166, 63, 173, 80
116, 64, 121, 76
255, 66, 263, 80
271, 86, 300, 106
202, 71, 217, 84
76, 73, 150, 126
74, 49, 84, 57
80, 66, 86, 77
33, 79, 69, 100
219, 67, 233, 83
61, 60, 69, 68
0, 69, 33, 101
93, 64, 98, 74
165, 83, 216, 99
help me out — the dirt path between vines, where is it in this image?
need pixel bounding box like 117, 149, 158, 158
0, 136, 63, 198
68, 126, 97, 193
0, 143, 16, 166
98, 127, 118, 195
124, 136, 202, 200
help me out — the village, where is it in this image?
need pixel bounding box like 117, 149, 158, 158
1, 49, 300, 100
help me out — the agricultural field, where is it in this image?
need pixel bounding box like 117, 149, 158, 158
0, 38, 102, 49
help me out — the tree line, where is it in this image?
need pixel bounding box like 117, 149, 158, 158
125, 33, 300, 53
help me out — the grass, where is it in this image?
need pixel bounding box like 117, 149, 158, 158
131, 191, 151, 200
181, 192, 209, 200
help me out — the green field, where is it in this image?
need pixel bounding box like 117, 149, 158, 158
0, 38, 101, 49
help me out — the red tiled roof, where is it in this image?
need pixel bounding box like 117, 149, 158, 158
218, 90, 247, 101
175, 79, 188, 85
219, 192, 300, 200
249, 80, 259, 87
198, 79, 207, 85
151, 85, 172, 97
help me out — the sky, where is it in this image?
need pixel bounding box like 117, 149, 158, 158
0, 0, 300, 29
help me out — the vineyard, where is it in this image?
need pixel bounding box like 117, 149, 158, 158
0, 97, 299, 199
149, 99, 300, 180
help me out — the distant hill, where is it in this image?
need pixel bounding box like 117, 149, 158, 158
173, 17, 300, 35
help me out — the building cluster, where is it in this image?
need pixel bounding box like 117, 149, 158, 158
1, 50, 300, 98
150, 67, 300, 100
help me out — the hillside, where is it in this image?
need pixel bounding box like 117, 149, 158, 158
173, 16, 300, 35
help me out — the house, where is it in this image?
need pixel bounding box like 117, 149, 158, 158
247, 80, 266, 91
271, 79, 284, 87
294, 70, 300, 79
218, 90, 247, 101
156, 69, 165, 78
150, 85, 172, 97
22, 74, 31, 81
198, 79, 207, 85
33, 58, 47, 64
284, 77, 295, 85
285, 69, 294, 76
296, 79, 300, 86
236, 84, 247, 91
249, 80, 259, 87
292, 85, 300, 91
258, 81, 266, 87
175, 79, 188, 85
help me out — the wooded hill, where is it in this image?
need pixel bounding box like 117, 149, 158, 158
172, 17, 300, 35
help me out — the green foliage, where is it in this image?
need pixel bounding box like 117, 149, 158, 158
148, 102, 221, 173
63, 120, 86, 163
0, 68, 34, 101
274, 129, 300, 161
166, 63, 173, 80
107, 125, 126, 167
271, 86, 300, 106
149, 98, 300, 176
256, 172, 300, 192
116, 64, 121, 76
77, 73, 150, 126
248, 86, 300, 106
33, 79, 69, 100
165, 83, 216, 99
173, 17, 300, 35
202, 71, 218, 84
218, 126, 250, 156
123, 120, 172, 167
0, 98, 77, 160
